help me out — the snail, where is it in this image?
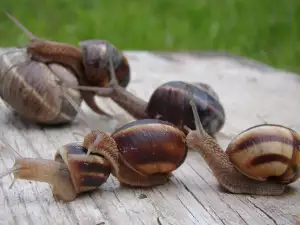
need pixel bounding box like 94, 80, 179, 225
146, 81, 225, 136
184, 87, 300, 195
0, 62, 188, 202
0, 139, 111, 202
52, 89, 188, 188
0, 48, 82, 124
62, 47, 226, 136
4, 12, 225, 134
0, 98, 188, 202
0, 11, 130, 124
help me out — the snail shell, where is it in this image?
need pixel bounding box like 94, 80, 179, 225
146, 81, 225, 136
54, 142, 111, 194
0, 48, 82, 124
111, 119, 188, 176
82, 119, 188, 187
226, 124, 300, 184
79, 40, 130, 88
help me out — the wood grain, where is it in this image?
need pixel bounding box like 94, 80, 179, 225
0, 48, 300, 225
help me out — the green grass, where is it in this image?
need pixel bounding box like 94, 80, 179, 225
0, 0, 299, 73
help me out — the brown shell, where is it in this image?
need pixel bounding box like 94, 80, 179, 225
79, 40, 130, 88
226, 124, 300, 184
146, 81, 225, 136
0, 48, 82, 124
54, 142, 111, 194
111, 119, 188, 176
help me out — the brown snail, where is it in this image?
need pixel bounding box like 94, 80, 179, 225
146, 81, 225, 136
0, 11, 130, 124
185, 88, 300, 195
0, 81, 188, 202
82, 118, 188, 188
0, 116, 187, 202
63, 47, 226, 136
0, 140, 111, 202
0, 48, 82, 124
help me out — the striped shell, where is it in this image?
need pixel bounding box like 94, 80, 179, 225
0, 48, 82, 124
226, 124, 300, 184
146, 81, 225, 136
54, 142, 111, 194
111, 119, 188, 176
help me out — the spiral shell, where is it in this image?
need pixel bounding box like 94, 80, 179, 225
79, 40, 130, 88
226, 124, 300, 184
111, 119, 188, 176
54, 142, 111, 194
0, 48, 82, 124
146, 81, 225, 136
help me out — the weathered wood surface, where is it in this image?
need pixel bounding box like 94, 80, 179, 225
1, 49, 300, 225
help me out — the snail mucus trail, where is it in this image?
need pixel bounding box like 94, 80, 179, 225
0, 11, 131, 122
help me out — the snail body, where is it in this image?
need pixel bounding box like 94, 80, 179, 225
67, 49, 226, 136
185, 89, 300, 195
0, 48, 82, 124
1, 12, 130, 122
0, 142, 111, 202
101, 77, 225, 136
5, 12, 225, 133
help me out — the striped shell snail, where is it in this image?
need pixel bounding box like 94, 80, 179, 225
83, 119, 187, 188
226, 124, 300, 185
0, 141, 111, 202
185, 88, 300, 195
0, 118, 187, 202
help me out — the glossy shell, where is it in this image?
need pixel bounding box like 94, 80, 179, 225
79, 40, 130, 88
54, 142, 111, 193
111, 119, 188, 176
226, 124, 300, 184
146, 81, 226, 136
0, 48, 82, 124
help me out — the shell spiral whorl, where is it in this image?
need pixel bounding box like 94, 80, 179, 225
54, 142, 112, 194
82, 119, 188, 188
226, 124, 300, 184
79, 40, 130, 88
146, 81, 226, 136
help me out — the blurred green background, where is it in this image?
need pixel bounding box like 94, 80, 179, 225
0, 0, 299, 73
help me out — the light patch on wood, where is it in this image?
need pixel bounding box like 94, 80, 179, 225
0, 48, 300, 224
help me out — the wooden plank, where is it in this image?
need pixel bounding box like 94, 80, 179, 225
0, 48, 300, 225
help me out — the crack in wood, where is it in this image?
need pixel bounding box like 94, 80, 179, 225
176, 195, 201, 225
157, 217, 163, 225
181, 181, 225, 225
248, 201, 279, 225
187, 160, 276, 225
